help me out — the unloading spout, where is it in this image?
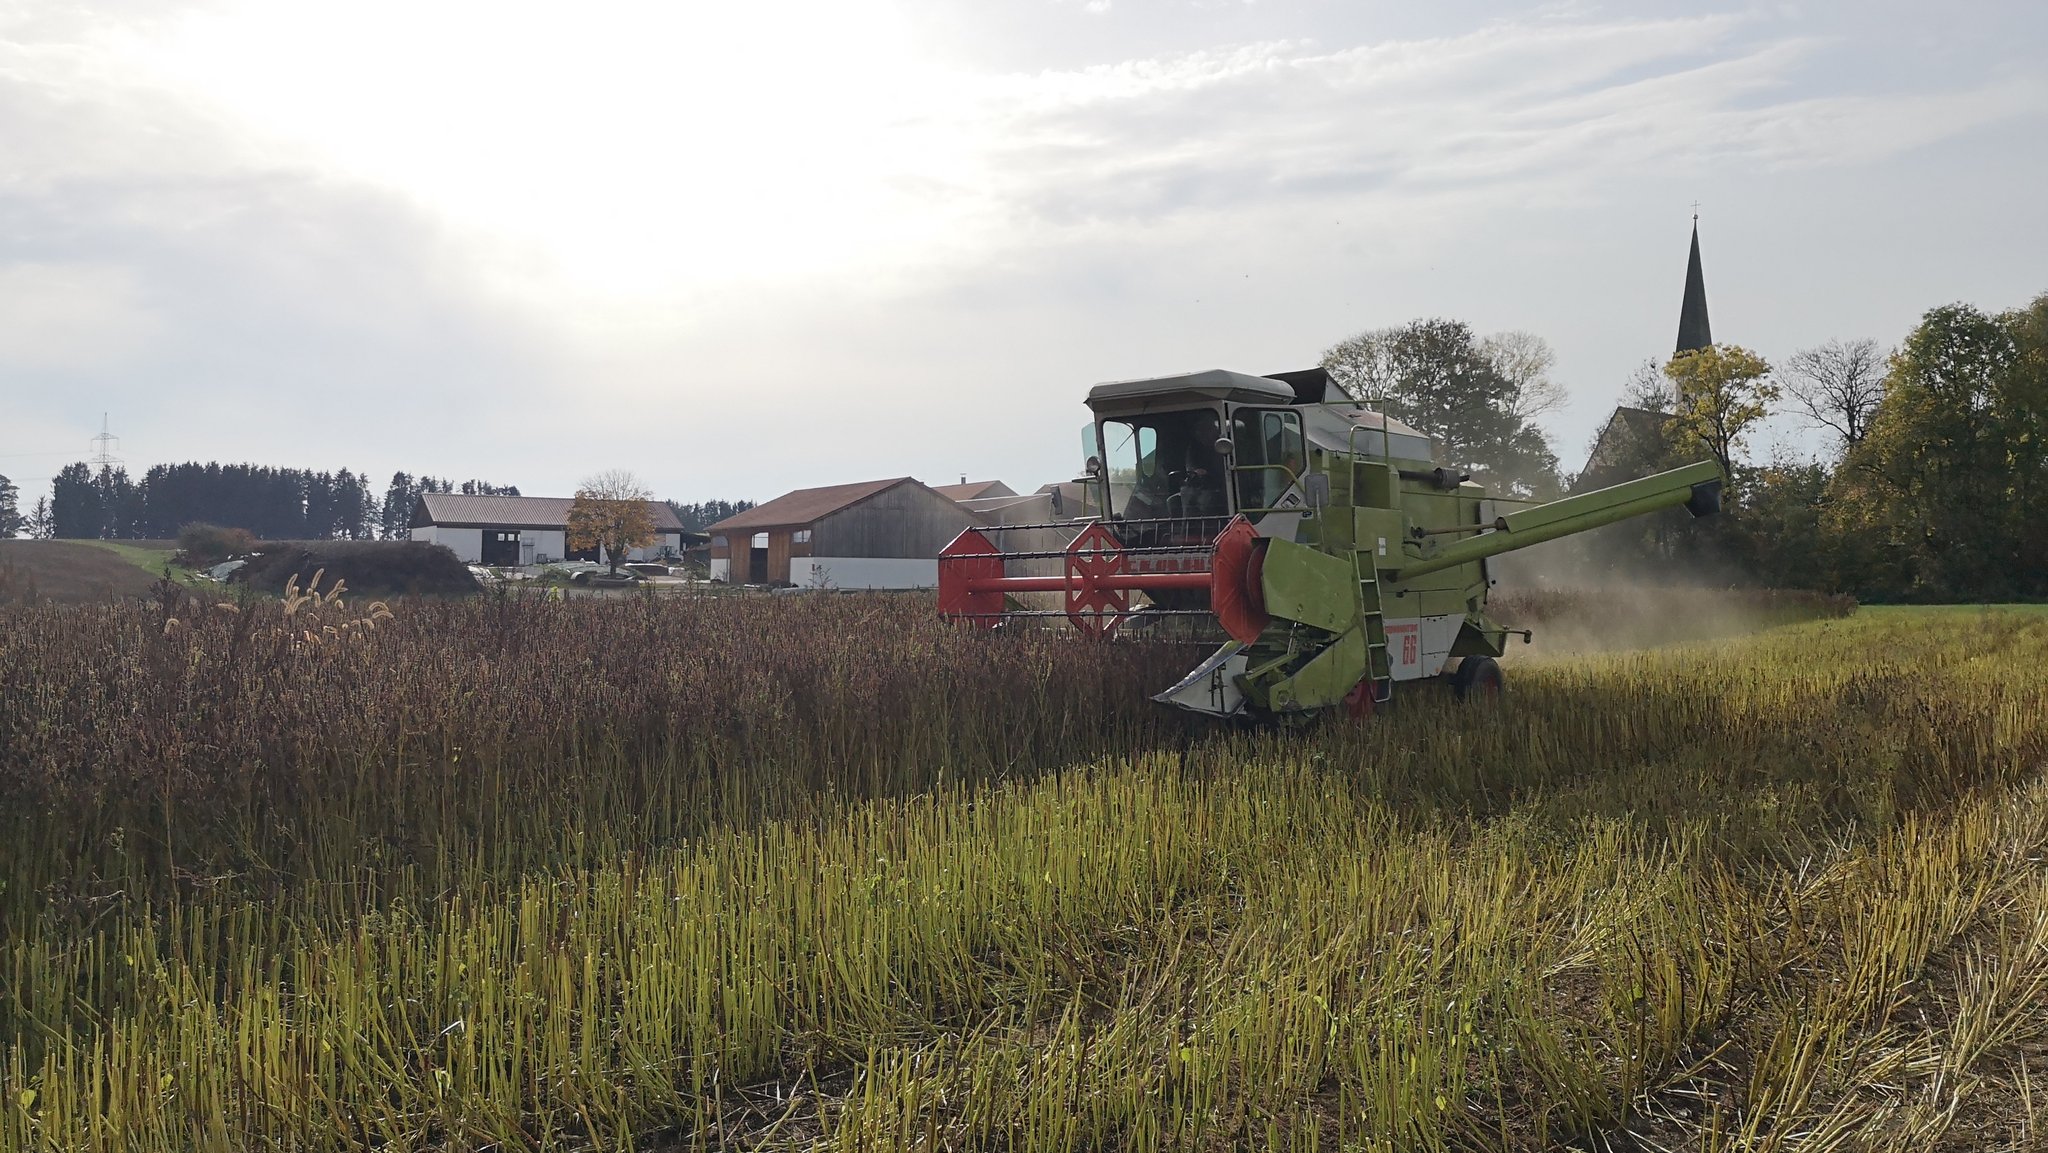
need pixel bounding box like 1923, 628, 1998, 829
1387, 460, 1724, 581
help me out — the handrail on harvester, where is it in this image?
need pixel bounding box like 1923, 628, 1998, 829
1225, 462, 1308, 517
938, 518, 1217, 636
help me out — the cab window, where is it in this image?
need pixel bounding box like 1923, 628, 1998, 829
1232, 409, 1304, 510
1102, 420, 1157, 485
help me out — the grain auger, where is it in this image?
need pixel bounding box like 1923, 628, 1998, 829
938, 368, 1723, 721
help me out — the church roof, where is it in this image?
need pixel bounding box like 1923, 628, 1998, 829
1575, 406, 1673, 493
1675, 219, 1712, 354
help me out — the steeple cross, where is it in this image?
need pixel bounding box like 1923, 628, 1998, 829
1690, 200, 1701, 222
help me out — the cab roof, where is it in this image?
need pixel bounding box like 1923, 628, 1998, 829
1086, 369, 1296, 407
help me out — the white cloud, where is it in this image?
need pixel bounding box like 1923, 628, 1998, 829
1, 2, 2043, 499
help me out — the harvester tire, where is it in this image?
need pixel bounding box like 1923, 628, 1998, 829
1452, 656, 1503, 701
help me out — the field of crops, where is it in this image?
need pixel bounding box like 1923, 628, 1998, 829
3, 587, 2045, 1151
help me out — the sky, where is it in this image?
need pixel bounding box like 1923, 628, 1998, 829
3, 0, 2045, 507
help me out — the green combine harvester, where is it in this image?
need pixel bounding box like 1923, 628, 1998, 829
938, 368, 1722, 721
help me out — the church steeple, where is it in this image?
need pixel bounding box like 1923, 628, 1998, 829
1675, 215, 1712, 355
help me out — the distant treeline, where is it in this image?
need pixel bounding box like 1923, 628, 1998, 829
664, 500, 755, 532
9, 463, 752, 546
26, 465, 521, 542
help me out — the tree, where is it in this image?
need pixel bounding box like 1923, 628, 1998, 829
1622, 358, 1675, 411
1322, 318, 1560, 497
1320, 328, 1401, 402
0, 474, 20, 538
379, 472, 415, 539
95, 465, 143, 539
1664, 344, 1778, 485
24, 497, 52, 539
333, 469, 373, 539
1784, 338, 1885, 448
666, 499, 757, 531
1478, 330, 1568, 423
566, 470, 656, 575
1825, 297, 2046, 601
50, 463, 101, 539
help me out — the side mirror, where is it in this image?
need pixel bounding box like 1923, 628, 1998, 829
1213, 436, 1234, 457
1303, 472, 1330, 511
1085, 456, 1104, 477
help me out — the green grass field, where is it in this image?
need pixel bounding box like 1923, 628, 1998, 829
1860, 602, 2048, 616
3, 595, 2045, 1150
75, 538, 225, 590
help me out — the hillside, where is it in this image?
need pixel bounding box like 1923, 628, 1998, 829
0, 540, 166, 603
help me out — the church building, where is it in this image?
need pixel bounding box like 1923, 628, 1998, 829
1575, 217, 1713, 490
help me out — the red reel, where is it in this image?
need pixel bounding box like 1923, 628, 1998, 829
1064, 521, 1131, 635
1208, 516, 1270, 645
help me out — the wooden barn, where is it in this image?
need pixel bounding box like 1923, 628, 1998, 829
706, 477, 976, 587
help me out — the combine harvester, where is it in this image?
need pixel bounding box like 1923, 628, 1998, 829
938, 369, 1722, 722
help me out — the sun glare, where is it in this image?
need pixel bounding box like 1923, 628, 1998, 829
135, 0, 982, 303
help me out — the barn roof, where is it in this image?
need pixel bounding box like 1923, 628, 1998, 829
705, 477, 920, 532
933, 480, 1015, 501
412, 493, 686, 532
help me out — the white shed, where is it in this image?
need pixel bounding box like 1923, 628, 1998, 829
409, 493, 690, 566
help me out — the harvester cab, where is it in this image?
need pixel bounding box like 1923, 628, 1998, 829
938, 367, 1724, 723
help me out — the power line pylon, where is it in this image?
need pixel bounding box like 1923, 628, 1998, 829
88, 414, 121, 470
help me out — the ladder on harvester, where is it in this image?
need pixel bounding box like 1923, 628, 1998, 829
1354, 552, 1392, 708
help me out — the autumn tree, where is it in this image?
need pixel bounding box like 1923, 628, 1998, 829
1663, 344, 1777, 485
566, 470, 656, 575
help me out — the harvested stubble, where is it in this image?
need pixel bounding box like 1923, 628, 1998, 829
1489, 586, 1858, 652
3, 594, 2046, 1151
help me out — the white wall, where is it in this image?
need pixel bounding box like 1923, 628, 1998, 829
527, 529, 567, 563
410, 526, 674, 566
413, 525, 483, 563
792, 556, 939, 590
622, 531, 680, 562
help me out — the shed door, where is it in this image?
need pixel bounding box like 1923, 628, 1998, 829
481, 529, 521, 566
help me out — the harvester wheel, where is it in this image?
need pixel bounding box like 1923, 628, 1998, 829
1452, 656, 1504, 702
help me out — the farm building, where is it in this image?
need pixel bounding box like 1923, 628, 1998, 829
707, 477, 976, 587
933, 479, 1016, 501
410, 493, 691, 566
1575, 218, 1715, 492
